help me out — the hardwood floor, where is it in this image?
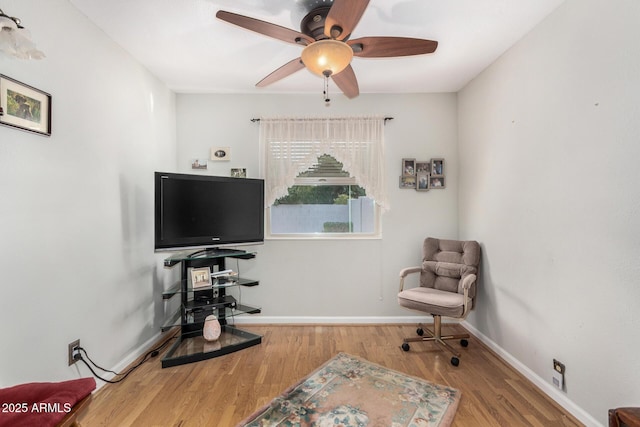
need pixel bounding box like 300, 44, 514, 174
78, 324, 583, 426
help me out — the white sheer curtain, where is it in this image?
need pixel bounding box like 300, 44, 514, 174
259, 116, 389, 211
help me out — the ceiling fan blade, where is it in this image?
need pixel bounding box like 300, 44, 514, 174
325, 0, 370, 40
256, 58, 305, 87
348, 36, 438, 58
331, 65, 359, 99
216, 11, 314, 46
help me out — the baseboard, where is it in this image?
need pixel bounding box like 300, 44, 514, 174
231, 315, 433, 325
461, 321, 602, 427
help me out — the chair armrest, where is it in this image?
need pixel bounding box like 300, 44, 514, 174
399, 266, 422, 278
460, 273, 477, 291
399, 266, 421, 291
460, 273, 477, 318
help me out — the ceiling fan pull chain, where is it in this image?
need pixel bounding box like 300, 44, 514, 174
323, 74, 331, 105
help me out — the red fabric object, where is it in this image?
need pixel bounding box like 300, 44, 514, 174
0, 377, 96, 427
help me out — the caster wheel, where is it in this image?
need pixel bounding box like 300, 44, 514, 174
416, 328, 424, 336
451, 357, 460, 367
402, 343, 410, 352
460, 339, 469, 347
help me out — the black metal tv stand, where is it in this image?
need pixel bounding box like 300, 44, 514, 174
186, 247, 248, 258
160, 249, 261, 368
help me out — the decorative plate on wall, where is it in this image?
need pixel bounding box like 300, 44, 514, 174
211, 146, 231, 161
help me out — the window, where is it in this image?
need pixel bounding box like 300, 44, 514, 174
259, 116, 387, 239
269, 155, 378, 237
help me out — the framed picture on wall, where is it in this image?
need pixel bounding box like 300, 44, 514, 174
191, 159, 208, 169
0, 74, 51, 136
416, 161, 430, 174
429, 176, 446, 189
416, 172, 430, 191
231, 168, 247, 178
431, 158, 445, 176
399, 175, 416, 189
211, 146, 231, 161
402, 158, 416, 176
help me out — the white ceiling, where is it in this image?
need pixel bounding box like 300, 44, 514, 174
69, 0, 565, 95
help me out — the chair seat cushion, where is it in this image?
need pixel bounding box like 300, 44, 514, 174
398, 287, 467, 318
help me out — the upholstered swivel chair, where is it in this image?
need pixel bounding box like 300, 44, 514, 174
398, 237, 481, 366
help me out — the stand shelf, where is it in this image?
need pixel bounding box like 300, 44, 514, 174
160, 249, 261, 368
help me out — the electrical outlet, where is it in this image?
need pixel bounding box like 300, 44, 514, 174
68, 339, 80, 366
552, 359, 565, 390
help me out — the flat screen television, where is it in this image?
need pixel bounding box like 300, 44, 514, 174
154, 172, 264, 251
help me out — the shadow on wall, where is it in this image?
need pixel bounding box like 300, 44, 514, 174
471, 242, 551, 371
470, 243, 503, 340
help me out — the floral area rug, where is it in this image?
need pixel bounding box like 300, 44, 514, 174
238, 352, 461, 427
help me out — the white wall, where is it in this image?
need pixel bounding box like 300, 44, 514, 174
0, 0, 176, 386
175, 93, 458, 320
458, 0, 640, 425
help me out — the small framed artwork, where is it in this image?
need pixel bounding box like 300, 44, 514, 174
0, 74, 51, 136
416, 172, 430, 191
416, 161, 430, 174
431, 158, 445, 176
399, 175, 416, 189
231, 168, 246, 178
401, 158, 416, 176
211, 146, 231, 161
190, 267, 212, 289
429, 176, 446, 189
191, 159, 208, 170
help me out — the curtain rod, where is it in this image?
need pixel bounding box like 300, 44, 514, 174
251, 117, 394, 123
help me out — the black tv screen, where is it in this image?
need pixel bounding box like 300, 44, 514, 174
154, 172, 264, 251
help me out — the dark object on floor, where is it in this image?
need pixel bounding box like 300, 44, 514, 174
609, 407, 640, 427
0, 377, 95, 427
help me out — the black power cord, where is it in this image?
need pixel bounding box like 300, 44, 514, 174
74, 334, 176, 384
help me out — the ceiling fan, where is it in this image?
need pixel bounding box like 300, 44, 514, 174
216, 0, 438, 99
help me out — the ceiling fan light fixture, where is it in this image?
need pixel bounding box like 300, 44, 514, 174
301, 39, 353, 77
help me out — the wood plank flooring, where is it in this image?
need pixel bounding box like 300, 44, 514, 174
78, 324, 583, 426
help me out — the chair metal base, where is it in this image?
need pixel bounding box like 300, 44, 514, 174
402, 315, 469, 361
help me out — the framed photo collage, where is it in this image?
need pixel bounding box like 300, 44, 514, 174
400, 158, 445, 191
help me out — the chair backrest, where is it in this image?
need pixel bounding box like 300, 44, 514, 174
420, 237, 481, 298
